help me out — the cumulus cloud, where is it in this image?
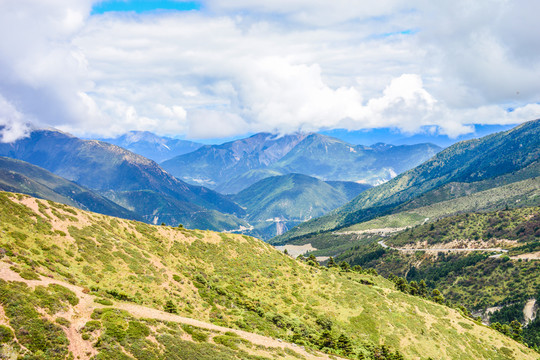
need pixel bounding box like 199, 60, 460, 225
0, 0, 538, 141
0, 95, 31, 143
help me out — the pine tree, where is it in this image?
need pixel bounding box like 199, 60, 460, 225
431, 289, 445, 304
418, 280, 428, 297
327, 257, 336, 268
337, 334, 353, 355
510, 320, 523, 342
164, 299, 178, 314
339, 261, 350, 272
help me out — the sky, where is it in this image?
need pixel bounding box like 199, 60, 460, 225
0, 0, 539, 143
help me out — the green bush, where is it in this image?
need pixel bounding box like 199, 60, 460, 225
95, 298, 114, 306
55, 317, 71, 327
83, 320, 102, 332
0, 325, 14, 343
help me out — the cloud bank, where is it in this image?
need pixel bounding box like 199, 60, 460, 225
0, 0, 539, 141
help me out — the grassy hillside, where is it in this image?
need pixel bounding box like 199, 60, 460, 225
275, 119, 540, 243
385, 206, 539, 248
0, 192, 536, 359
342, 176, 540, 233
333, 207, 540, 340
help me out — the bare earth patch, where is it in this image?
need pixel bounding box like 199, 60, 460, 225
275, 243, 317, 257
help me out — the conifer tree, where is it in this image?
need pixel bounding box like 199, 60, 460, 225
337, 334, 353, 355
327, 257, 336, 268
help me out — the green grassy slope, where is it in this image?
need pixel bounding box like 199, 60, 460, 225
342, 176, 540, 232
0, 192, 536, 359
275, 119, 540, 243
335, 207, 540, 314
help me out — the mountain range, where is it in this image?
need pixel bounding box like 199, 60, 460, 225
274, 118, 540, 243
231, 173, 371, 239
98, 131, 202, 163
0, 129, 246, 231
161, 132, 441, 194
0, 129, 441, 237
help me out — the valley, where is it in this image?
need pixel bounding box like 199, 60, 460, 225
0, 120, 538, 359
2, 1, 539, 359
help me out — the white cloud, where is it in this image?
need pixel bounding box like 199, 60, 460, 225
0, 0, 538, 141
0, 95, 31, 143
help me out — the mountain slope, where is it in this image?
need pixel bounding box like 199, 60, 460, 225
162, 132, 441, 194
0, 191, 536, 360
276, 119, 540, 242
0, 156, 140, 220
98, 130, 202, 162
271, 134, 441, 185
0, 129, 245, 231
162, 132, 309, 192
332, 206, 540, 348
232, 174, 371, 239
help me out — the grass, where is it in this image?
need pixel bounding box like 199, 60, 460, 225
0, 191, 537, 359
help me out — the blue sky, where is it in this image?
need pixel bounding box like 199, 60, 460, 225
0, 0, 539, 143
91, 0, 201, 14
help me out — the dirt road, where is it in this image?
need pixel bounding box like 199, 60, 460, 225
0, 260, 338, 360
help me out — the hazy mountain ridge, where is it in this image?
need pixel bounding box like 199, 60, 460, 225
162, 132, 309, 192
275, 119, 540, 243
98, 130, 203, 162
162, 132, 441, 194
0, 129, 246, 231
231, 173, 371, 239
0, 156, 141, 220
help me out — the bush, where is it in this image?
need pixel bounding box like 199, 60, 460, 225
164, 300, 178, 314
0, 325, 14, 343
55, 317, 71, 327
95, 298, 114, 306
191, 330, 209, 342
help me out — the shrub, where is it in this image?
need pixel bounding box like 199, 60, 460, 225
164, 300, 178, 314
0, 325, 14, 343
55, 317, 71, 327
95, 298, 114, 306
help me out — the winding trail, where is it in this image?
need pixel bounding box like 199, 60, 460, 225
378, 240, 509, 254
0, 260, 339, 360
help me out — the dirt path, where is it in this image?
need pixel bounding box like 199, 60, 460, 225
335, 227, 407, 236
0, 261, 338, 360
523, 299, 537, 325
378, 240, 509, 254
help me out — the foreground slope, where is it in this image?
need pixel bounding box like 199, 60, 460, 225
0, 129, 245, 231
0, 192, 536, 359
276, 119, 540, 243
